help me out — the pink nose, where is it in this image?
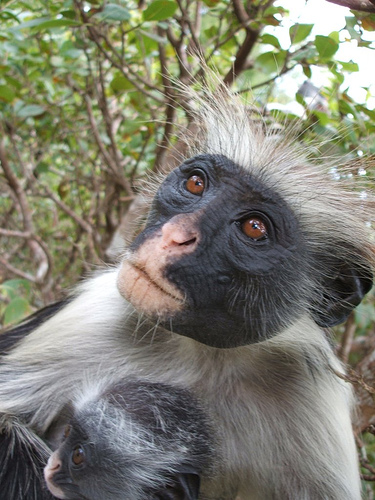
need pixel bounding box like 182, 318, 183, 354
44, 453, 62, 483
160, 214, 199, 253
47, 454, 61, 471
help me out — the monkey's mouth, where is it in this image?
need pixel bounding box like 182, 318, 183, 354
117, 260, 184, 315
132, 263, 184, 302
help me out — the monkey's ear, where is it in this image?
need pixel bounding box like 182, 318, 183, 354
44, 402, 74, 447
154, 468, 201, 500
312, 263, 373, 327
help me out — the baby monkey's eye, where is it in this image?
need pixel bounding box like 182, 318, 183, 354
71, 445, 86, 466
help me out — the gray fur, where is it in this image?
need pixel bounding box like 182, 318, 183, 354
0, 87, 374, 499
45, 379, 212, 499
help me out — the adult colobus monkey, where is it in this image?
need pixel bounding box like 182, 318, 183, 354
44, 379, 212, 500
0, 85, 374, 500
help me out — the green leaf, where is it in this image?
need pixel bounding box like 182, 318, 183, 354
143, 1, 178, 22
315, 35, 339, 59
11, 16, 50, 30
338, 99, 357, 117
260, 34, 281, 49
1, 279, 31, 301
12, 17, 80, 31
60, 41, 83, 59
60, 10, 77, 20
289, 24, 313, 45
339, 61, 359, 72
34, 19, 80, 30
362, 16, 375, 32
255, 50, 287, 74
358, 105, 375, 120
296, 93, 307, 107
312, 110, 330, 126
4, 297, 31, 325
39, 19, 81, 29
345, 16, 361, 41
139, 29, 167, 45
17, 104, 46, 118
329, 31, 339, 43
291, 45, 317, 62
0, 85, 15, 103
35, 161, 50, 175
329, 65, 345, 84
4, 75, 22, 90
264, 6, 288, 17
110, 75, 134, 92
99, 4, 131, 22
358, 40, 373, 48
0, 10, 21, 23
302, 65, 312, 78
201, 0, 221, 6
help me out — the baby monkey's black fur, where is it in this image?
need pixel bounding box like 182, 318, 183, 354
44, 379, 212, 500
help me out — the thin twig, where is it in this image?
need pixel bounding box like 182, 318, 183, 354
337, 312, 357, 363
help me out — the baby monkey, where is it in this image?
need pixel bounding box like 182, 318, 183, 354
44, 379, 213, 500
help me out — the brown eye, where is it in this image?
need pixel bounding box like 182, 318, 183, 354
241, 218, 268, 241
186, 174, 205, 195
72, 445, 85, 466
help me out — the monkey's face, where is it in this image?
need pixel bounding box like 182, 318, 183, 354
118, 154, 309, 348
44, 419, 119, 500
44, 422, 88, 499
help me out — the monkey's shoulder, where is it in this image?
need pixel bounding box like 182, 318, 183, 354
0, 300, 69, 354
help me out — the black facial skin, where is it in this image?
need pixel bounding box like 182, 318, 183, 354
130, 155, 309, 348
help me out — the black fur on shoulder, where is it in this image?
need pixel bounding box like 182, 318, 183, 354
0, 300, 68, 354
0, 418, 53, 500
150, 469, 201, 500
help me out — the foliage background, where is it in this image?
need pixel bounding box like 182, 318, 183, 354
0, 0, 375, 495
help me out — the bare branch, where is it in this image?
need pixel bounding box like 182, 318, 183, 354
326, 0, 375, 12
0, 136, 33, 233
0, 134, 50, 282
176, 0, 204, 59
74, 0, 165, 104
337, 313, 357, 363
223, 0, 261, 86
84, 95, 132, 194
166, 27, 192, 83
0, 228, 54, 285
154, 26, 178, 173
0, 257, 37, 283
223, 29, 260, 86
40, 183, 93, 236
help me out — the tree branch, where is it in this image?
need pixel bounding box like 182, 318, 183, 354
74, 0, 165, 104
0, 134, 50, 283
0, 257, 37, 283
326, 0, 375, 12
337, 313, 357, 363
84, 95, 132, 194
223, 0, 261, 86
154, 26, 177, 173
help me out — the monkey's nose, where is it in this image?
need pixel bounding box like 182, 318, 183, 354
160, 214, 199, 252
46, 454, 61, 472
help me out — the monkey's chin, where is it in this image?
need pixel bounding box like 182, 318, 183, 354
117, 260, 184, 317
44, 480, 65, 499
